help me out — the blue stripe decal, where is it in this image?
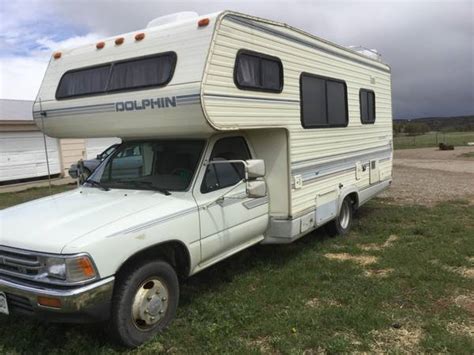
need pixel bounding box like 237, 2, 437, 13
204, 93, 299, 103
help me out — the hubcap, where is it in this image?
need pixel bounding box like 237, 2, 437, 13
131, 278, 169, 330
340, 202, 351, 229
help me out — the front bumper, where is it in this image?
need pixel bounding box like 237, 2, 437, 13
0, 276, 114, 323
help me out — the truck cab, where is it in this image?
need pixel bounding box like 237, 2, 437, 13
0, 133, 269, 347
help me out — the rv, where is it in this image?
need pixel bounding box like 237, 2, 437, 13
0, 11, 393, 347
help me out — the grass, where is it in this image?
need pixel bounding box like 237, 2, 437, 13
1, 187, 473, 353
459, 152, 474, 158
0, 184, 75, 209
394, 131, 474, 149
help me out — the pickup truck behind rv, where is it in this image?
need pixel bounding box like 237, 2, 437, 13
0, 11, 393, 347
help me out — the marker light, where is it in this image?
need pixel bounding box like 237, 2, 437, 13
37, 296, 62, 309
53, 52, 62, 59
115, 37, 124, 45
96, 41, 105, 49
135, 33, 145, 41
198, 18, 210, 27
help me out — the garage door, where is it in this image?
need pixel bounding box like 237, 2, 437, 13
0, 131, 61, 182
85, 138, 121, 159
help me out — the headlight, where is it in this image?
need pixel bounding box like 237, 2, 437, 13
36, 254, 98, 285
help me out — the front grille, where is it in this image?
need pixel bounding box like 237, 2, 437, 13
0, 247, 42, 279
5, 293, 34, 314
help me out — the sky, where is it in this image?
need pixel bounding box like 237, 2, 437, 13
0, 0, 472, 119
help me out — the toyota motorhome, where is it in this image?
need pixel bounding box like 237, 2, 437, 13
0, 11, 393, 347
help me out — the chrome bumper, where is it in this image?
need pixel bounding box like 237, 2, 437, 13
0, 276, 114, 323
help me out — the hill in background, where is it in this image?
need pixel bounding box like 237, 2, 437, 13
394, 115, 474, 132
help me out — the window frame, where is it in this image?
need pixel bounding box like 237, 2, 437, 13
359, 88, 376, 124
299, 72, 349, 129
55, 51, 177, 100
200, 136, 252, 194
233, 49, 284, 93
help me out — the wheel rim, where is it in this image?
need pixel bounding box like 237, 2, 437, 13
340, 202, 351, 229
131, 277, 169, 330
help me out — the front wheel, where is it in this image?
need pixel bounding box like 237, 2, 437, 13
109, 260, 179, 348
327, 197, 354, 236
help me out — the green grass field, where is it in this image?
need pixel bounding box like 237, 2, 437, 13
0, 188, 473, 353
394, 131, 474, 149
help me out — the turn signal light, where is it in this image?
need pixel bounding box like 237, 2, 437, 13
53, 52, 62, 59
38, 296, 62, 309
96, 41, 105, 49
115, 37, 124, 45
135, 33, 145, 41
77, 256, 96, 278
198, 18, 210, 27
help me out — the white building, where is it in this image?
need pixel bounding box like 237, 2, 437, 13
0, 99, 118, 183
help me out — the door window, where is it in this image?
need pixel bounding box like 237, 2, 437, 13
201, 137, 251, 193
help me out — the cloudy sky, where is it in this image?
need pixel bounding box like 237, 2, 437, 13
0, 0, 472, 118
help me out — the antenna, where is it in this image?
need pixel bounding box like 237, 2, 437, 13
39, 97, 52, 195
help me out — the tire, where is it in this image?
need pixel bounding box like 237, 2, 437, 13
327, 197, 354, 236
109, 259, 179, 348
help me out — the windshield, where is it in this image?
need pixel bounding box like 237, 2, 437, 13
88, 140, 205, 192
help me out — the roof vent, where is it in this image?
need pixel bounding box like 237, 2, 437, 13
147, 12, 199, 28
347, 46, 382, 61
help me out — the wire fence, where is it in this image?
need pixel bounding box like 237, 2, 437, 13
393, 131, 474, 149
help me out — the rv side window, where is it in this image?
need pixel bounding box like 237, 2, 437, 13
56, 65, 110, 99
300, 73, 348, 128
108, 53, 176, 92
201, 137, 251, 194
56, 52, 177, 99
234, 50, 283, 93
360, 89, 376, 124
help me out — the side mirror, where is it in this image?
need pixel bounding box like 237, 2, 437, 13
96, 154, 102, 160
245, 159, 265, 179
246, 180, 267, 198
68, 168, 78, 179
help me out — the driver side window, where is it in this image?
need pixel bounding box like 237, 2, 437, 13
201, 137, 251, 193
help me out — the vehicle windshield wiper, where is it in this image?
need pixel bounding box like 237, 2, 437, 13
85, 180, 110, 191
113, 180, 171, 196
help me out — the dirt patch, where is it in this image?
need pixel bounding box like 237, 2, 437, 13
364, 268, 394, 278
246, 336, 276, 354
359, 235, 399, 251
379, 146, 474, 206
431, 260, 474, 279
324, 253, 378, 266
370, 326, 422, 352
446, 321, 474, 337
454, 294, 474, 315
305, 298, 342, 308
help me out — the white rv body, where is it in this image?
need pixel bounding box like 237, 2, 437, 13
2, 11, 392, 333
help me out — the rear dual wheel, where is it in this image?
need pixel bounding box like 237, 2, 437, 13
327, 197, 354, 236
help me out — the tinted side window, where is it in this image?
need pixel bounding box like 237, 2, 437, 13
56, 65, 110, 99
201, 137, 251, 193
108, 53, 176, 91
300, 73, 348, 128
235, 50, 283, 93
56, 52, 176, 99
360, 89, 376, 124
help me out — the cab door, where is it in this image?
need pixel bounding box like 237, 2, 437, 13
193, 136, 269, 264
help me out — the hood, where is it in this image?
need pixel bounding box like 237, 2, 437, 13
0, 187, 187, 254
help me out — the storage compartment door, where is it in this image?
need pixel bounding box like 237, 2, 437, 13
369, 159, 380, 184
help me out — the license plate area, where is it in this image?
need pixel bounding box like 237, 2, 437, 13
0, 292, 9, 315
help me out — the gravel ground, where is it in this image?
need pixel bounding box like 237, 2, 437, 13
379, 146, 474, 206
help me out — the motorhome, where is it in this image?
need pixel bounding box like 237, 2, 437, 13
0, 11, 393, 347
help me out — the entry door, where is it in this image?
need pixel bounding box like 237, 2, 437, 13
193, 136, 269, 264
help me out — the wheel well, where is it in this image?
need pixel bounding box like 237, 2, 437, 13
345, 192, 359, 210
116, 241, 191, 280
